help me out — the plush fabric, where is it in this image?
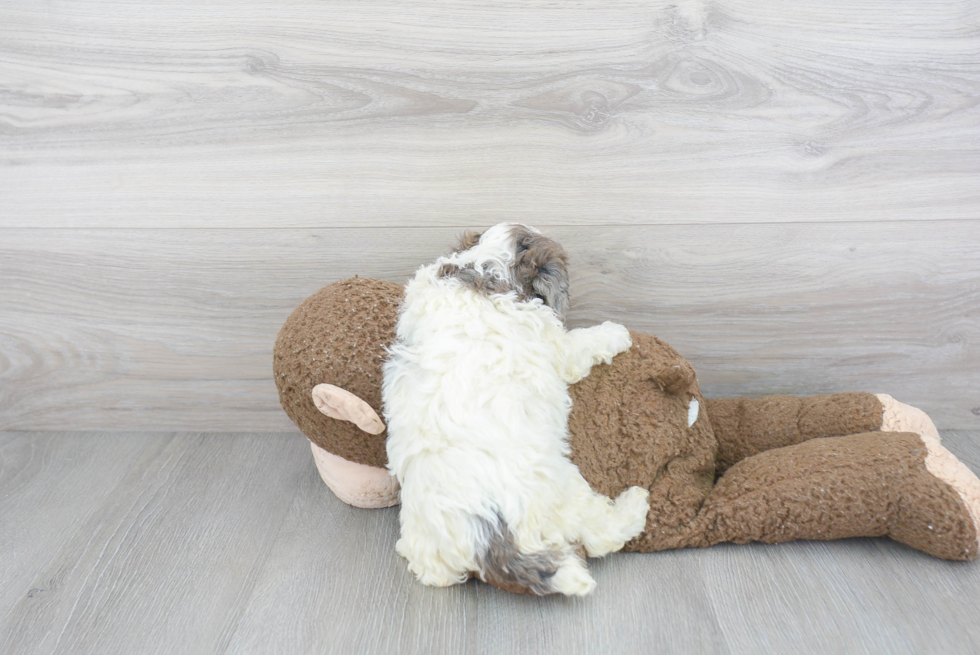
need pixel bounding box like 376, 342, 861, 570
274, 277, 399, 468
274, 277, 980, 562
705, 393, 885, 474
693, 431, 977, 560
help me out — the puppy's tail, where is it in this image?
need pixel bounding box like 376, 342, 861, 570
474, 516, 595, 596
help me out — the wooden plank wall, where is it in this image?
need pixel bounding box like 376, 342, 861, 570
2, 0, 979, 430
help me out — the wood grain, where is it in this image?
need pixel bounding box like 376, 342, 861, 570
2, 0, 979, 227
0, 431, 310, 655
2, 223, 978, 431
2, 431, 979, 654
0, 432, 153, 615
2, 0, 979, 431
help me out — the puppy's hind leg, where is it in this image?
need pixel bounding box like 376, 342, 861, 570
475, 516, 596, 596
395, 507, 475, 588
561, 473, 650, 558
548, 551, 597, 597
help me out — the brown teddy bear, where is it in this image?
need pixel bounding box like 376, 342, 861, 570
274, 276, 980, 579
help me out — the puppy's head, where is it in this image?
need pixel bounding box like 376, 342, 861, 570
439, 223, 570, 320
511, 225, 570, 320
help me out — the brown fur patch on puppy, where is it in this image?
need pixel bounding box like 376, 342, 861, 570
437, 262, 514, 296
511, 225, 570, 320
475, 515, 564, 595
450, 230, 482, 254
439, 230, 508, 295
438, 225, 571, 320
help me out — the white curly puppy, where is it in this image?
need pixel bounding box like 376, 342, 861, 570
382, 223, 650, 596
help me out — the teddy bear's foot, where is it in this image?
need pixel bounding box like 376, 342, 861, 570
876, 393, 941, 442
310, 442, 400, 508
897, 432, 980, 560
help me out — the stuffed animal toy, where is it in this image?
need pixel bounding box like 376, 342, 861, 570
274, 277, 980, 584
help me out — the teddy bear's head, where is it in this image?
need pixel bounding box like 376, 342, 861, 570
274, 277, 401, 468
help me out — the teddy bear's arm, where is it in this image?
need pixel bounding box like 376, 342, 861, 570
705, 392, 939, 474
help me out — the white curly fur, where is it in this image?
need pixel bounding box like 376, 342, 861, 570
382, 223, 650, 596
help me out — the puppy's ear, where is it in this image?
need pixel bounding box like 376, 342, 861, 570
450, 230, 482, 254
514, 230, 570, 320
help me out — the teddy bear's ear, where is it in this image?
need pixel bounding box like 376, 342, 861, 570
649, 360, 697, 396
311, 384, 386, 435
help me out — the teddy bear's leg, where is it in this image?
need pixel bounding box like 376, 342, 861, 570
705, 393, 940, 474
688, 431, 980, 560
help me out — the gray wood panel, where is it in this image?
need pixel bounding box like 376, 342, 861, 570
0, 432, 310, 655
2, 431, 979, 654
0, 432, 154, 615
2, 1, 979, 228
2, 223, 978, 431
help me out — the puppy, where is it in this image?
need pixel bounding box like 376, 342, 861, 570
382, 223, 650, 596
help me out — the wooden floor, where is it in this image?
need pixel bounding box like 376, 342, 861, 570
2, 429, 979, 655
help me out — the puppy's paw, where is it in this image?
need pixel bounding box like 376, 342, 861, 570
408, 559, 466, 588
583, 486, 650, 558
615, 485, 651, 540
594, 321, 632, 362
549, 556, 596, 597
397, 538, 467, 588
416, 568, 465, 588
